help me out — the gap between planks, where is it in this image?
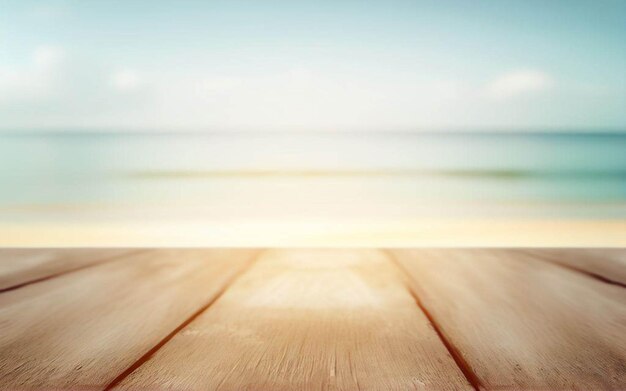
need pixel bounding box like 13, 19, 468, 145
515, 250, 626, 288
388, 248, 626, 389
0, 249, 261, 390
0, 249, 147, 293
383, 249, 483, 391
111, 248, 478, 390
112, 249, 473, 390
104, 249, 266, 390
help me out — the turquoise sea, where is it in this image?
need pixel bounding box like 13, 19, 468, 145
1, 132, 625, 222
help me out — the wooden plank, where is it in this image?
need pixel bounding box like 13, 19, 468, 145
0, 248, 259, 390
390, 249, 626, 390
518, 248, 626, 285
114, 249, 473, 391
0, 248, 137, 291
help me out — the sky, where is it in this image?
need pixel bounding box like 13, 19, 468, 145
0, 0, 624, 132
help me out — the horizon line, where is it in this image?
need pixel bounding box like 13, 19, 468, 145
1, 127, 625, 136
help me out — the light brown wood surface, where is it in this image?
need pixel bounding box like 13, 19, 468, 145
390, 249, 626, 390
519, 248, 626, 285
115, 249, 473, 391
1, 248, 624, 390
0, 248, 136, 290
0, 249, 259, 390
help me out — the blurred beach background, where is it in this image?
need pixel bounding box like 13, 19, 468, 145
1, 1, 624, 246
1, 131, 625, 246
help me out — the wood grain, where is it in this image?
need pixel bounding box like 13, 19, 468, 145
390, 249, 626, 390
115, 249, 473, 391
0, 248, 136, 290
0, 249, 259, 390
519, 248, 626, 285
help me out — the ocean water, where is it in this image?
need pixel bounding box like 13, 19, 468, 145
1, 132, 625, 222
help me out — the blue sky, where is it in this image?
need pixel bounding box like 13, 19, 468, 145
0, 0, 624, 131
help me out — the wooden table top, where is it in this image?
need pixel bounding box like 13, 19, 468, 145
0, 248, 624, 390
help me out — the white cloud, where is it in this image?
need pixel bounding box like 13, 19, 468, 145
0, 60, 554, 130
147, 68, 383, 130
110, 69, 143, 92
137, 68, 479, 131
0, 46, 151, 126
484, 69, 554, 100
0, 45, 66, 103
2, 50, 620, 131
32, 45, 66, 69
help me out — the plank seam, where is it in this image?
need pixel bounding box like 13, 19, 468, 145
515, 250, 626, 288
103, 249, 265, 391
0, 249, 148, 293
383, 250, 483, 391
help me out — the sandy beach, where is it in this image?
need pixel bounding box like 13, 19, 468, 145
2, 219, 625, 247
